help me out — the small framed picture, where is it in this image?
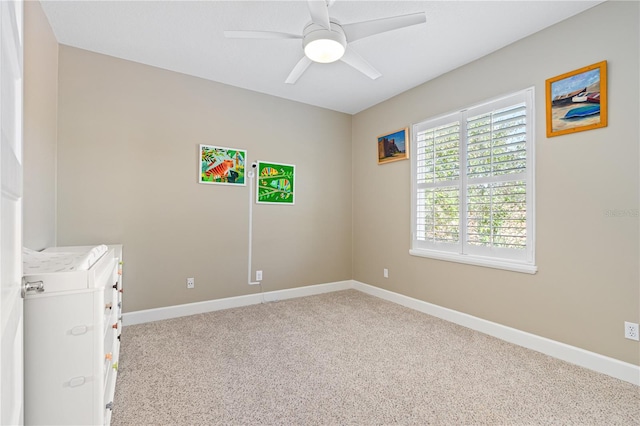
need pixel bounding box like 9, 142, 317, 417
199, 144, 246, 185
256, 161, 295, 205
378, 128, 409, 164
546, 61, 607, 137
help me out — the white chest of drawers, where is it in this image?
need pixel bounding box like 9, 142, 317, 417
23, 244, 123, 425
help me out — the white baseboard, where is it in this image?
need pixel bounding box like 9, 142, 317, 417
123, 279, 639, 386
352, 280, 640, 386
122, 280, 352, 326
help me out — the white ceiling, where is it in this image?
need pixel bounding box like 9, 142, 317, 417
40, 0, 604, 114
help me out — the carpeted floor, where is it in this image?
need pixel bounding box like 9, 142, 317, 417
111, 290, 639, 425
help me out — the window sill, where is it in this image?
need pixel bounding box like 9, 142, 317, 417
409, 249, 538, 274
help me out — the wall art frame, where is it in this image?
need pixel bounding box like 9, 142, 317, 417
546, 60, 607, 138
256, 161, 295, 205
378, 127, 409, 164
199, 144, 247, 186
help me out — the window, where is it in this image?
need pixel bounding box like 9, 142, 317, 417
410, 89, 536, 273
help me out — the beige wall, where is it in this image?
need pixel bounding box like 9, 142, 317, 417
23, 0, 58, 250
352, 1, 639, 365
56, 46, 353, 312
28, 1, 638, 367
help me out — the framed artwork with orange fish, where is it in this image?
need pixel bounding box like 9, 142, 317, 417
199, 144, 247, 185
256, 161, 295, 205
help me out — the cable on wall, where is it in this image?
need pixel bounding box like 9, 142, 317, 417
247, 163, 265, 302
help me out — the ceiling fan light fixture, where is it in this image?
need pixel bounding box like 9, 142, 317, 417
305, 38, 345, 63
303, 23, 346, 63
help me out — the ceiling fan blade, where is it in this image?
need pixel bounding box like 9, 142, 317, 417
224, 30, 302, 40
308, 0, 331, 29
285, 56, 313, 84
340, 48, 382, 80
342, 12, 426, 43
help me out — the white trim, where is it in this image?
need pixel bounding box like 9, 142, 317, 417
352, 281, 639, 386
122, 280, 351, 326
409, 248, 538, 274
123, 279, 639, 386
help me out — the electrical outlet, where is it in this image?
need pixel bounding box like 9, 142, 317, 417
186, 277, 195, 289
624, 322, 639, 341
383, 268, 389, 278
256, 270, 262, 281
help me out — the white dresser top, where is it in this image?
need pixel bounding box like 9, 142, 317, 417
23, 245, 115, 293
23, 245, 108, 274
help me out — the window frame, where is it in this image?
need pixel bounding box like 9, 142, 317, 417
410, 88, 537, 274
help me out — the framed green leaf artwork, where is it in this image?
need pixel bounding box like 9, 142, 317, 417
256, 161, 295, 205
199, 144, 246, 185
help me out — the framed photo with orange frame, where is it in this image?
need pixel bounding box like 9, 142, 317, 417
545, 61, 607, 138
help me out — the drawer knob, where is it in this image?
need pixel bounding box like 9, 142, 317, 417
105, 303, 112, 310
69, 325, 89, 336
68, 376, 86, 388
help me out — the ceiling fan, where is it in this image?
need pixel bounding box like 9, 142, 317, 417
224, 0, 426, 84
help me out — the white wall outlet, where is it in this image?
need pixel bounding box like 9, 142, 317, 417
624, 322, 639, 341
383, 268, 389, 278
187, 277, 195, 289
256, 270, 262, 281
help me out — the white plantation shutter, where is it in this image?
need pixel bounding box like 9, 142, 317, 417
411, 89, 536, 273
415, 118, 460, 251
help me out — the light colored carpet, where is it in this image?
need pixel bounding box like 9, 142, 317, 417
111, 290, 639, 425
